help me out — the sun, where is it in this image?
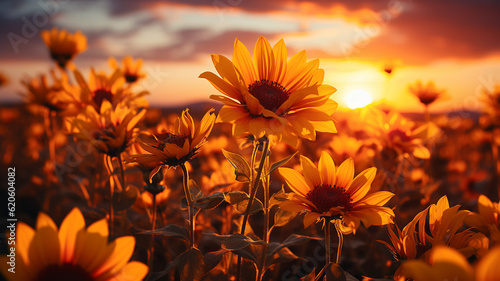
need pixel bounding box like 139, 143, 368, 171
345, 89, 373, 109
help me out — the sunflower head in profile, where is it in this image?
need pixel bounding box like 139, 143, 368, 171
0, 208, 148, 281
109, 56, 146, 84
409, 80, 445, 107
67, 100, 145, 157
74, 68, 148, 111
41, 27, 87, 68
200, 36, 338, 146
129, 108, 216, 182
278, 152, 394, 234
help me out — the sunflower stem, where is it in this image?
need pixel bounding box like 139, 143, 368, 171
325, 219, 331, 265
334, 219, 344, 264
117, 153, 126, 191
180, 163, 195, 248
105, 155, 115, 237
237, 137, 270, 281
258, 155, 271, 281
148, 193, 157, 276
44, 108, 56, 176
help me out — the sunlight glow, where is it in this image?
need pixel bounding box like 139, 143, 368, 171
345, 89, 373, 109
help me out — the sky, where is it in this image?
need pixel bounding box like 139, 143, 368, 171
1, 0, 500, 112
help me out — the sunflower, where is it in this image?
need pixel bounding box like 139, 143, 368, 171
128, 108, 216, 182
109, 56, 146, 84
74, 68, 148, 111
66, 100, 145, 157
399, 246, 500, 281
22, 69, 78, 113
409, 80, 445, 107
369, 110, 432, 159
0, 208, 147, 281
465, 195, 500, 245
41, 27, 87, 68
200, 36, 337, 146
278, 152, 394, 233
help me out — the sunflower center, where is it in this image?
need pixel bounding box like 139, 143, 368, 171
124, 72, 139, 83
418, 94, 437, 105
306, 184, 352, 213
35, 263, 95, 281
388, 129, 411, 143
93, 89, 114, 108
157, 133, 190, 149
248, 79, 290, 112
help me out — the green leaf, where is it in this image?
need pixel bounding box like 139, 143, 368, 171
267, 151, 298, 176
221, 149, 251, 182
178, 248, 205, 281
142, 224, 190, 242
269, 188, 292, 207
195, 192, 226, 210
265, 246, 299, 269
268, 234, 323, 256
112, 185, 139, 211
273, 208, 298, 228
224, 191, 263, 214
221, 233, 267, 250
203, 249, 230, 274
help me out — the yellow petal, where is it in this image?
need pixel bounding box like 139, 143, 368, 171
16, 222, 35, 266
28, 226, 61, 274
233, 38, 258, 85
300, 155, 321, 188
476, 246, 500, 281
271, 39, 287, 83
59, 208, 86, 263
335, 158, 354, 189
253, 36, 274, 80
303, 212, 322, 228
106, 261, 149, 281
318, 151, 336, 186
360, 191, 394, 206
199, 71, 242, 101
278, 167, 311, 197
211, 54, 245, 90
348, 167, 377, 202
87, 219, 109, 237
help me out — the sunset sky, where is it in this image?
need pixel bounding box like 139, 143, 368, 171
1, 0, 500, 112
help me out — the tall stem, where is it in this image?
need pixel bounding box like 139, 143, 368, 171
334, 219, 344, 264
148, 193, 157, 275
117, 153, 126, 191
236, 138, 270, 281
44, 109, 56, 175
180, 163, 195, 248
325, 220, 331, 265
106, 155, 115, 237
424, 105, 431, 123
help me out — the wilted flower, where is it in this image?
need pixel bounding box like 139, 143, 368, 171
409, 80, 445, 107
74, 68, 148, 111
41, 27, 87, 68
200, 36, 337, 146
278, 152, 394, 233
0, 208, 148, 281
67, 100, 145, 157
129, 108, 216, 181
109, 56, 145, 84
